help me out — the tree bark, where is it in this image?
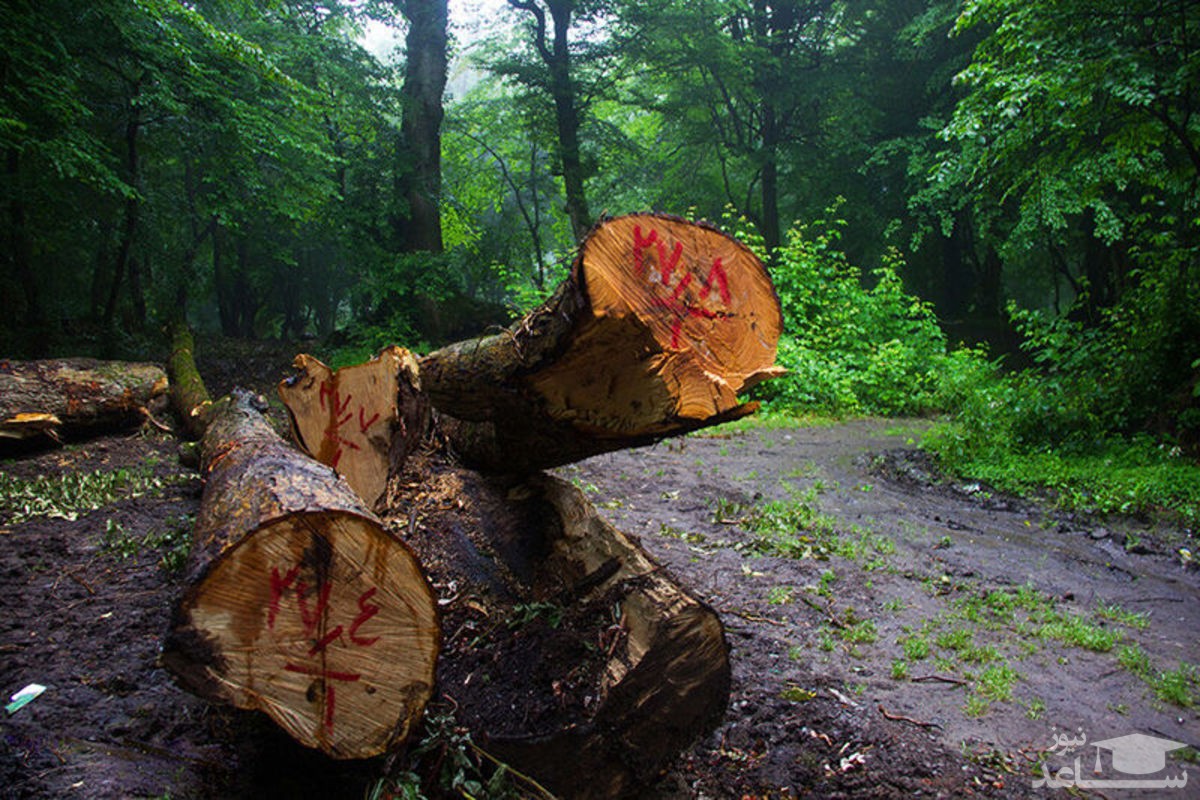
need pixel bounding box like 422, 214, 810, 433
166, 322, 213, 441
0, 357, 168, 443
418, 213, 784, 473
161, 390, 440, 760
394, 0, 448, 253
386, 461, 730, 800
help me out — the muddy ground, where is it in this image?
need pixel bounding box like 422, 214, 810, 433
1, 344, 1197, 799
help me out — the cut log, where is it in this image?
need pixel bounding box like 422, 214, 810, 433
166, 322, 213, 440
390, 461, 730, 800
278, 347, 428, 511
0, 357, 168, 443
161, 390, 440, 760
419, 213, 784, 473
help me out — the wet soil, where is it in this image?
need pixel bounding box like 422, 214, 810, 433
2, 368, 1197, 798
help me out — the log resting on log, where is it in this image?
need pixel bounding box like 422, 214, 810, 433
419, 213, 784, 473
0, 357, 168, 443
161, 390, 439, 760
279, 347, 428, 512
391, 462, 730, 800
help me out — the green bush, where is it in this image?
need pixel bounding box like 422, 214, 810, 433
753, 202, 949, 416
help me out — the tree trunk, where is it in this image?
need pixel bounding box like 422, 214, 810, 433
0, 358, 168, 444
166, 322, 213, 440
394, 0, 448, 253
161, 389, 440, 760
418, 213, 784, 473
390, 463, 730, 800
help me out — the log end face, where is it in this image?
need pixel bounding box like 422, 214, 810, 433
526, 214, 783, 437
164, 512, 439, 759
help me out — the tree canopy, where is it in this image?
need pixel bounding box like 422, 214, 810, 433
2, 0, 1197, 450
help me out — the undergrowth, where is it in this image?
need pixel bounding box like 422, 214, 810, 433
0, 467, 182, 526
745, 205, 1200, 526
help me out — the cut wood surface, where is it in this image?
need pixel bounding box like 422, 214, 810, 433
392, 462, 731, 799
279, 347, 428, 511
0, 357, 168, 442
419, 213, 784, 473
161, 390, 439, 760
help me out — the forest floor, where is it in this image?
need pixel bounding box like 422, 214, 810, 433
1, 340, 1198, 799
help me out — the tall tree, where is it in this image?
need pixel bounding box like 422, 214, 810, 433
393, 0, 449, 252
501, 0, 613, 242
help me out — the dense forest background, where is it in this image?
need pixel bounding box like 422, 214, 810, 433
2, 0, 1199, 517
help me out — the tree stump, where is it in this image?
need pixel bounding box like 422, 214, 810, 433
0, 357, 168, 443
278, 347, 428, 512
161, 390, 440, 759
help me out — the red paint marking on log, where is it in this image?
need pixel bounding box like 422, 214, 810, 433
656, 239, 684, 286
358, 409, 380, 434
308, 625, 345, 656
701, 257, 731, 304
318, 381, 335, 412
632, 225, 658, 276
349, 587, 381, 647
283, 664, 362, 735
268, 565, 301, 630
295, 581, 334, 636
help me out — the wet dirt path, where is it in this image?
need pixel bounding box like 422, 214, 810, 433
565, 418, 1200, 797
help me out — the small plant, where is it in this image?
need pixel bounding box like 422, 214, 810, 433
975, 663, 1019, 702
767, 585, 794, 605
890, 659, 909, 680
507, 602, 563, 630
838, 618, 877, 645
900, 634, 930, 661
1026, 697, 1046, 719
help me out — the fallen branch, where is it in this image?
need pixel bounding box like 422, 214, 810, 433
878, 704, 942, 730
911, 674, 969, 687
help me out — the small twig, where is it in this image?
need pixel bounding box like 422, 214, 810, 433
798, 594, 847, 629
469, 742, 558, 800
65, 569, 96, 596
878, 704, 942, 730
719, 607, 787, 627
911, 674, 968, 687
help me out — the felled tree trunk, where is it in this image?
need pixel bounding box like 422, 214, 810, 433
388, 462, 730, 800
0, 357, 168, 443
419, 213, 784, 474
161, 388, 440, 760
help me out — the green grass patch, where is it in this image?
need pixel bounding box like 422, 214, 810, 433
1117, 645, 1199, 708
924, 425, 1200, 526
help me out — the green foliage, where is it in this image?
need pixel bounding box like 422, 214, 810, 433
753, 203, 950, 416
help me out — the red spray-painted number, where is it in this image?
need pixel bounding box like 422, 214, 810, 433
267, 563, 382, 734
632, 225, 733, 348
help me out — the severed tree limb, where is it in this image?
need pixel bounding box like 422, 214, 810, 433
0, 357, 168, 444
419, 214, 784, 474
166, 322, 213, 440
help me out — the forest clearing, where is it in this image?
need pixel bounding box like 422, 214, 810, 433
0, 341, 1196, 797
